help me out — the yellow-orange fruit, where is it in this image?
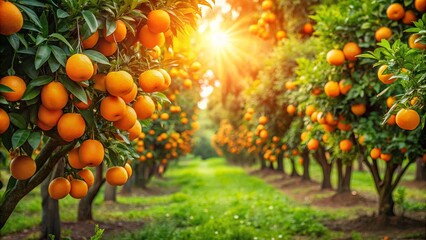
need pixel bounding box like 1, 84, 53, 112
138, 69, 165, 93
79, 139, 104, 167
48, 177, 71, 199
113, 105, 137, 130
78, 169, 94, 187
10, 156, 36, 180
104, 20, 127, 43
0, 76, 26, 102
41, 81, 68, 110
57, 113, 86, 142
326, 49, 345, 66
68, 147, 86, 169
106, 166, 128, 186
147, 10, 170, 34
0, 1, 23, 35
69, 179, 88, 199
0, 108, 10, 134
100, 96, 126, 121
396, 109, 420, 130
65, 54, 94, 82
106, 71, 134, 97
133, 95, 155, 120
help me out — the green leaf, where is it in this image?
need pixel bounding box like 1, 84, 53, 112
48, 56, 61, 72
27, 132, 42, 150
83, 50, 110, 65
22, 86, 41, 101
0, 85, 13, 93
50, 45, 66, 67
151, 92, 171, 104
12, 129, 31, 149
49, 33, 74, 51
7, 35, 20, 50
58, 76, 88, 104
82, 10, 98, 34
40, 12, 49, 37
80, 109, 95, 129
105, 18, 117, 37
19, 0, 45, 7
27, 75, 53, 88
56, 9, 70, 18
17, 4, 42, 29
34, 44, 51, 70
16, 33, 29, 49
9, 113, 28, 129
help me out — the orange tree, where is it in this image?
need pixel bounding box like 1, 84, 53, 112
0, 0, 210, 231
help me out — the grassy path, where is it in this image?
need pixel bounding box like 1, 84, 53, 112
112, 158, 328, 239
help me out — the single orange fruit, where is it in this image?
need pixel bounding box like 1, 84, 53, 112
410, 97, 419, 106
138, 69, 165, 93
287, 104, 296, 115
48, 177, 71, 199
57, 113, 86, 142
133, 95, 155, 120
358, 135, 365, 145
377, 65, 394, 84
121, 83, 138, 104
343, 42, 362, 61
402, 10, 417, 25
387, 114, 396, 125
0, 108, 10, 134
68, 147, 86, 169
0, 1, 23, 35
10, 156, 36, 180
147, 10, 170, 34
106, 71, 134, 97
100, 95, 126, 121
396, 109, 420, 130
351, 103, 366, 116
324, 81, 340, 97
124, 163, 133, 178
303, 23, 314, 35
93, 74, 107, 92
38, 105, 63, 127
276, 30, 286, 40
337, 121, 352, 131
104, 20, 127, 43
307, 139, 319, 150
41, 81, 68, 110
71, 94, 92, 110
138, 25, 162, 49
326, 49, 345, 66
415, 0, 426, 12
78, 169, 94, 187
96, 38, 117, 56
128, 120, 142, 140
106, 166, 129, 186
259, 116, 268, 124
66, 54, 94, 82
325, 112, 338, 125
183, 79, 192, 89
69, 179, 88, 199
113, 105, 137, 130
0, 76, 26, 102
311, 111, 319, 122
158, 69, 171, 91
370, 148, 381, 159
160, 112, 169, 121
300, 131, 309, 141
82, 31, 99, 49
386, 96, 396, 108
375, 27, 392, 42
408, 34, 426, 49
380, 153, 392, 161
37, 120, 53, 131
338, 79, 352, 95
79, 139, 104, 167
261, 0, 273, 10
339, 139, 353, 152
305, 105, 316, 116
259, 129, 268, 139
386, 3, 405, 21
285, 81, 297, 90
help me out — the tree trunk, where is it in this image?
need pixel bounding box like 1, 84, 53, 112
336, 158, 344, 192
290, 157, 300, 177
336, 159, 352, 193
78, 165, 104, 221
357, 155, 364, 171
315, 146, 332, 189
342, 163, 352, 192
259, 150, 266, 170
378, 162, 397, 217
40, 159, 65, 240
268, 160, 274, 170
415, 157, 426, 181
301, 148, 310, 181
104, 183, 116, 202
121, 173, 133, 194
276, 151, 284, 173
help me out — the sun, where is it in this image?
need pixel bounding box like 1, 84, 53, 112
210, 31, 230, 49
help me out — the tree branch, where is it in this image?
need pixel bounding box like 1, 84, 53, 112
392, 159, 415, 191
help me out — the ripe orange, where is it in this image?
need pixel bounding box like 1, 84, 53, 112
72, 94, 92, 110
106, 71, 134, 97
370, 148, 381, 159
104, 20, 127, 42
37, 120, 53, 131
0, 108, 10, 134
0, 76, 26, 102
259, 116, 268, 124
386, 3, 405, 21
307, 139, 319, 150
113, 105, 137, 130
183, 79, 192, 89
158, 69, 171, 91
259, 129, 268, 139
133, 95, 155, 120
343, 42, 362, 61
339, 79, 352, 95
337, 121, 352, 131
305, 105, 315, 116
285, 81, 296, 90
387, 114, 396, 125
396, 109, 420, 130
100, 96, 126, 121
10, 156, 36, 180
300, 131, 309, 141
402, 10, 417, 25
147, 10, 170, 34
375, 27, 392, 42
138, 25, 162, 49
0, 1, 23, 35
48, 177, 71, 199
408, 34, 426, 49
69, 179, 88, 199
106, 166, 128, 186
386, 96, 396, 108
377, 65, 394, 84
351, 103, 366, 116
93, 74, 107, 91
121, 83, 138, 103
276, 30, 286, 40
326, 49, 345, 66
96, 38, 117, 56
68, 147, 86, 169
410, 97, 419, 106
287, 104, 296, 115
41, 81, 68, 110
303, 23, 314, 35
339, 139, 353, 152
38, 105, 63, 127
324, 81, 340, 97
160, 112, 169, 120
128, 120, 142, 140
82, 31, 99, 49
57, 113, 86, 142
79, 139, 104, 167
311, 111, 319, 122
124, 163, 133, 178
325, 112, 338, 125
380, 153, 392, 162
138, 69, 165, 93
78, 169, 94, 187
358, 135, 365, 145
415, 0, 426, 12
66, 54, 94, 82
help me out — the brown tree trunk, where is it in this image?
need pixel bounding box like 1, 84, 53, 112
104, 183, 116, 202
315, 146, 332, 189
268, 160, 274, 170
78, 165, 105, 221
40, 159, 65, 240
378, 162, 397, 217
415, 157, 426, 181
357, 155, 364, 171
259, 150, 266, 170
276, 151, 284, 173
336, 159, 352, 193
121, 173, 133, 194
301, 148, 310, 181
289, 157, 300, 177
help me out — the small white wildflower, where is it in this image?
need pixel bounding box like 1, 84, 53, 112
234, 215, 239, 219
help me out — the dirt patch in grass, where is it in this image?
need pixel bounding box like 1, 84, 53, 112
313, 192, 376, 208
